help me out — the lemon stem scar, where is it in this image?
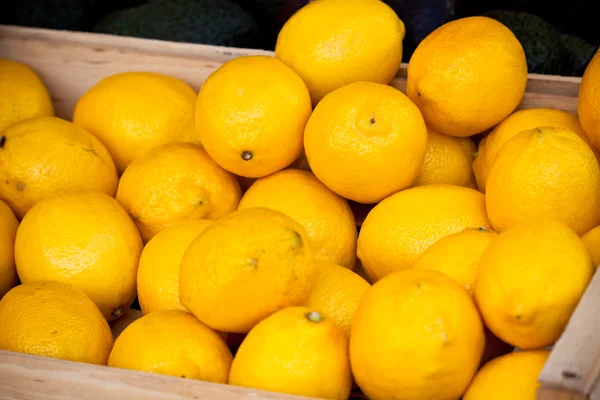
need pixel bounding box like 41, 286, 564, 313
241, 151, 253, 161
306, 311, 324, 323
0, 136, 5, 148
369, 118, 376, 124
112, 306, 124, 319
478, 226, 488, 232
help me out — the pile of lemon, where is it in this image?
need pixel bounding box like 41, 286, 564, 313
2, 0, 600, 399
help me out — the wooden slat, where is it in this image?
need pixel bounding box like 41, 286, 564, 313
0, 25, 580, 121
538, 268, 600, 399
538, 386, 588, 400
0, 350, 309, 400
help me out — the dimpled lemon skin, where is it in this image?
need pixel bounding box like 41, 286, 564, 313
137, 219, 213, 315
304, 82, 428, 204
0, 58, 54, 132
0, 116, 118, 219
195, 56, 311, 178
350, 269, 485, 400
473, 108, 595, 192
464, 350, 550, 400
275, 0, 405, 105
413, 227, 497, 295
15, 192, 143, 321
0, 281, 113, 365
229, 306, 352, 400
73, 72, 198, 174
486, 127, 600, 235
238, 169, 357, 269
305, 260, 370, 336
108, 310, 232, 382
116, 142, 241, 242
0, 199, 18, 299
179, 207, 315, 333
578, 49, 600, 149
358, 184, 491, 282
582, 225, 600, 268
475, 219, 593, 349
414, 130, 476, 188
407, 16, 527, 137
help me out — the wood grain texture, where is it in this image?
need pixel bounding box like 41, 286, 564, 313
0, 25, 581, 119
538, 268, 600, 399
0, 350, 309, 400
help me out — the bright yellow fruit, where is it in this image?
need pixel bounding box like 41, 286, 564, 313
413, 227, 497, 295
582, 225, 600, 268
305, 260, 370, 336
116, 142, 240, 242
414, 129, 476, 187
0, 58, 54, 132
137, 219, 213, 314
275, 0, 405, 105
464, 350, 550, 400
0, 116, 118, 219
238, 169, 357, 269
473, 108, 596, 192
407, 16, 527, 137
108, 310, 232, 382
15, 191, 143, 321
475, 219, 593, 349
486, 127, 600, 235
304, 82, 427, 204
0, 199, 18, 299
73, 72, 198, 174
578, 49, 600, 149
180, 207, 315, 333
196, 56, 311, 178
351, 269, 485, 400
229, 306, 352, 400
358, 184, 491, 282
0, 281, 113, 364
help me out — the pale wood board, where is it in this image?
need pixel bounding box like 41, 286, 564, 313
0, 25, 581, 119
538, 268, 600, 400
0, 350, 310, 400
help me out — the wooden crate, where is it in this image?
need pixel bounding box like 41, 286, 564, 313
0, 24, 598, 400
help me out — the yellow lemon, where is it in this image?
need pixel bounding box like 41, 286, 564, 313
15, 191, 143, 321
196, 56, 311, 178
414, 130, 476, 187
473, 108, 595, 192
486, 126, 600, 235
73, 72, 198, 174
0, 281, 112, 364
475, 219, 593, 349
305, 260, 370, 336
578, 48, 600, 149
0, 116, 118, 219
137, 219, 213, 314
238, 169, 357, 269
0, 58, 54, 132
116, 142, 240, 242
412, 227, 497, 295
582, 225, 600, 268
0, 199, 18, 299
304, 81, 428, 204
275, 0, 405, 105
350, 269, 485, 400
108, 310, 232, 382
358, 184, 491, 282
464, 350, 550, 400
229, 306, 352, 399
180, 207, 315, 333
407, 16, 527, 137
